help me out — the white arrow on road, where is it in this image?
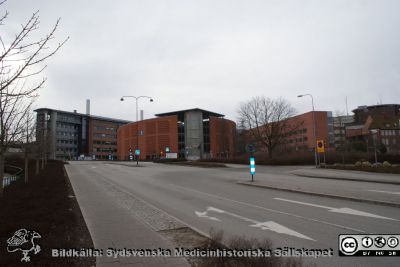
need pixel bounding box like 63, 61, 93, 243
195, 210, 221, 221
195, 206, 314, 241
274, 198, 398, 221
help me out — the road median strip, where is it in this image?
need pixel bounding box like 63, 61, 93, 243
236, 181, 400, 208
290, 171, 400, 185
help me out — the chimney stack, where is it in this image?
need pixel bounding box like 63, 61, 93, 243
86, 99, 90, 115
140, 110, 144, 121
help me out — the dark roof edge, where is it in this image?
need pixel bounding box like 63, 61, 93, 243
352, 104, 400, 112
155, 108, 224, 117
34, 108, 131, 124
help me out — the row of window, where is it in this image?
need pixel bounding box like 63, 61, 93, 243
381, 130, 399, 136
94, 133, 117, 139
93, 140, 117, 145
287, 128, 307, 136
57, 131, 78, 137
57, 140, 77, 145
57, 122, 78, 129
288, 137, 308, 143
58, 115, 80, 123
94, 126, 116, 132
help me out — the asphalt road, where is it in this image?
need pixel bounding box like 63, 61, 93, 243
231, 164, 400, 204
66, 161, 400, 267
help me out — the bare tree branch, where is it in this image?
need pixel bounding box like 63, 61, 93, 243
0, 1, 67, 195
0, 9, 69, 98
237, 96, 301, 158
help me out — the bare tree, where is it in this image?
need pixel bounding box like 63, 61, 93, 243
23, 108, 36, 183
0, 1, 68, 196
237, 96, 300, 159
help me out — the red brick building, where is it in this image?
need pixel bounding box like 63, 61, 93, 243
209, 117, 236, 158
117, 115, 179, 160
117, 108, 236, 160
346, 104, 400, 154
88, 118, 125, 160
281, 111, 334, 152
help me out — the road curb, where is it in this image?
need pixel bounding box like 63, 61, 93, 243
236, 181, 400, 208
290, 172, 400, 185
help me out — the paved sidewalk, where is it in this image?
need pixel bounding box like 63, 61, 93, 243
66, 164, 189, 267
291, 168, 400, 185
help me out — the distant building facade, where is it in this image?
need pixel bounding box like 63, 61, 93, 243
35, 107, 130, 160
244, 111, 334, 155
333, 115, 354, 150
281, 111, 334, 152
117, 108, 236, 160
346, 104, 400, 154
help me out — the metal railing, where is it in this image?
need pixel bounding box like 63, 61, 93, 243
2, 165, 23, 187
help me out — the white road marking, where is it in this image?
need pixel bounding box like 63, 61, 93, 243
195, 210, 221, 221
368, 190, 400, 195
171, 184, 365, 233
274, 198, 398, 221
196, 207, 314, 241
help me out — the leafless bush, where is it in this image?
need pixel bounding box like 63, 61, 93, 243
193, 230, 306, 267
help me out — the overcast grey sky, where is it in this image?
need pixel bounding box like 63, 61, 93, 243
3, 0, 400, 121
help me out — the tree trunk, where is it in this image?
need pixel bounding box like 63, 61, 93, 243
0, 153, 4, 197
268, 147, 273, 159
25, 153, 29, 183
36, 158, 39, 175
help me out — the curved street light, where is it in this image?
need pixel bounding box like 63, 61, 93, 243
120, 96, 154, 122
120, 95, 154, 164
298, 94, 318, 168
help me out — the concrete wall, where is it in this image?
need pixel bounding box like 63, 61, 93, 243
184, 111, 203, 160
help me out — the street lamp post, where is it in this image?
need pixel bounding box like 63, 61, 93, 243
298, 94, 318, 168
120, 96, 154, 165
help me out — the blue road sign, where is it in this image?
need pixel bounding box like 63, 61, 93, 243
250, 157, 255, 175
135, 149, 141, 156
246, 144, 256, 154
